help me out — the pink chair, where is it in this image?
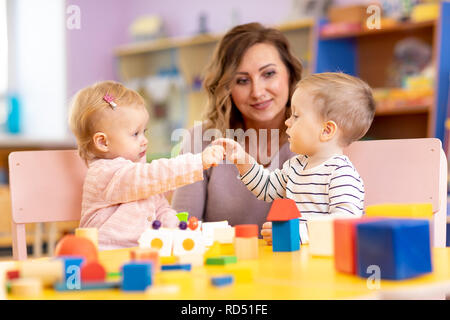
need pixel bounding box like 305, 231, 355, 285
344, 138, 447, 248
9, 150, 87, 260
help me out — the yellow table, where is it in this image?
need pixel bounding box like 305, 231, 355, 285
5, 241, 450, 300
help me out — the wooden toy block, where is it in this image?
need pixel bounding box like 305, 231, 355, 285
19, 259, 64, 287
176, 212, 189, 222
307, 217, 335, 256
58, 256, 85, 282
224, 266, 253, 283
213, 227, 235, 244
201, 221, 230, 246
138, 228, 174, 257
81, 261, 106, 283
161, 263, 191, 271
75, 228, 99, 248
220, 243, 235, 255
272, 219, 300, 252
204, 241, 222, 259
356, 219, 432, 280
121, 262, 152, 291
266, 199, 302, 252
172, 229, 205, 256
10, 278, 42, 297
211, 275, 234, 287
205, 256, 237, 266
54, 281, 120, 291
160, 256, 178, 265
158, 270, 194, 289
6, 270, 20, 280
365, 203, 433, 219
54, 235, 98, 262
176, 254, 204, 267
234, 225, 259, 260
130, 248, 159, 270
334, 217, 382, 274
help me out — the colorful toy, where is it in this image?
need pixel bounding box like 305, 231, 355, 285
152, 220, 162, 230
356, 219, 432, 280
188, 216, 199, 230
138, 228, 174, 257
307, 216, 336, 256
75, 228, 98, 249
81, 261, 106, 283
205, 256, 237, 266
121, 262, 153, 291
211, 275, 234, 287
266, 199, 301, 252
213, 227, 235, 244
161, 263, 191, 271
54, 235, 98, 262
204, 241, 222, 259
59, 256, 85, 282
18, 260, 64, 287
179, 221, 188, 230
54, 281, 120, 291
234, 224, 258, 260
10, 278, 42, 297
172, 229, 205, 256
224, 265, 253, 283
333, 217, 382, 274
176, 212, 189, 222
130, 248, 159, 271
365, 203, 433, 219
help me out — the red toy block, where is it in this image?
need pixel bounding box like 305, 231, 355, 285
80, 261, 106, 283
266, 199, 301, 221
6, 270, 20, 280
54, 235, 98, 263
334, 217, 384, 274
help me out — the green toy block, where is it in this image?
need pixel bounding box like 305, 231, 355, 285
205, 256, 237, 266
176, 212, 189, 222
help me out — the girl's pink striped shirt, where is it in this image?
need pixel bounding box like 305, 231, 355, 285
79, 153, 203, 250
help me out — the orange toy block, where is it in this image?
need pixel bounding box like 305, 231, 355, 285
334, 217, 384, 274
54, 235, 98, 263
234, 225, 258, 260
130, 248, 159, 270
80, 261, 106, 283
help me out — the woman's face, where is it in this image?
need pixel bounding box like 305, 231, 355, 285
230, 42, 290, 129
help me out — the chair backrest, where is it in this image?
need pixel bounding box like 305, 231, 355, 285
9, 150, 87, 259
344, 138, 447, 247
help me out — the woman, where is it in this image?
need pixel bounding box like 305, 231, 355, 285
172, 22, 303, 238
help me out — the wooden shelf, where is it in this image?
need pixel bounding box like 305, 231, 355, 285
115, 19, 315, 57
320, 19, 436, 40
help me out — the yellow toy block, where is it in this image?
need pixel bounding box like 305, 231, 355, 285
307, 217, 335, 257
75, 228, 98, 248
204, 241, 222, 259
160, 256, 178, 265
365, 203, 433, 219
19, 260, 64, 287
176, 254, 204, 267
224, 265, 253, 283
220, 243, 235, 255
10, 278, 42, 297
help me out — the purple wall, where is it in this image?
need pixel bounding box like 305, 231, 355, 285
66, 0, 292, 97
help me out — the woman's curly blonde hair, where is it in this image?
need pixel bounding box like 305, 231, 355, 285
202, 22, 303, 135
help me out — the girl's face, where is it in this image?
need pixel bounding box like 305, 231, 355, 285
230, 42, 290, 129
99, 105, 149, 163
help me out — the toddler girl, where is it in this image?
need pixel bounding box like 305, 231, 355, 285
69, 81, 224, 250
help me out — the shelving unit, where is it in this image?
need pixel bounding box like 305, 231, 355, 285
115, 19, 315, 157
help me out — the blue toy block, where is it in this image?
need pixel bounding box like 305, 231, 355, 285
54, 281, 120, 291
356, 219, 432, 280
57, 256, 85, 282
161, 263, 191, 271
211, 275, 234, 287
272, 219, 300, 252
121, 262, 152, 291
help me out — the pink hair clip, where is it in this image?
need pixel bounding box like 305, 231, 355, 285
103, 93, 117, 109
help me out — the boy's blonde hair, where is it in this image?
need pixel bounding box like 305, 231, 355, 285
68, 80, 146, 163
297, 72, 375, 146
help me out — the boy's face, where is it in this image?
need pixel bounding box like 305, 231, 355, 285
101, 105, 149, 162
285, 88, 324, 156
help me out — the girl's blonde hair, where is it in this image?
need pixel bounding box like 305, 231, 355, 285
296, 72, 375, 146
68, 80, 145, 163
203, 22, 303, 134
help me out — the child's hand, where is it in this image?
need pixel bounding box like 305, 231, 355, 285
261, 221, 272, 245
212, 138, 253, 165
202, 145, 225, 170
